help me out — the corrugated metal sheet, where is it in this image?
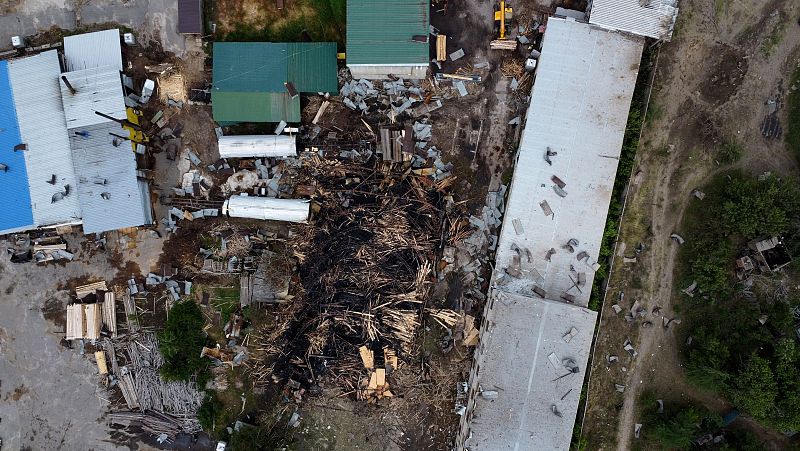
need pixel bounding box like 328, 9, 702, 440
68, 122, 147, 234
589, 0, 679, 41
218, 134, 297, 158
212, 42, 337, 122
213, 42, 287, 93
64, 29, 123, 72
178, 0, 203, 34
0, 60, 35, 234
346, 0, 430, 65
287, 42, 339, 93
8, 51, 82, 228
223, 196, 309, 223
60, 66, 126, 130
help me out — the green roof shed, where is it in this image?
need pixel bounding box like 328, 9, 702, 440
346, 0, 430, 65
212, 42, 338, 123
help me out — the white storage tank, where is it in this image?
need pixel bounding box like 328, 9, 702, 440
222, 195, 309, 223
218, 134, 297, 158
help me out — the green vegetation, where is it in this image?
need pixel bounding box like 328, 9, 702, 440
158, 300, 210, 383
211, 286, 241, 323
198, 391, 224, 431
787, 65, 800, 162
634, 394, 767, 451
677, 171, 800, 430
717, 139, 743, 164
590, 46, 656, 310
761, 22, 786, 58
221, 0, 346, 48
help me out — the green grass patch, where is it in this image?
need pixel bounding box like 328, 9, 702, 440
787, 65, 800, 162
717, 138, 743, 164
158, 300, 211, 384
211, 286, 241, 323
761, 21, 786, 58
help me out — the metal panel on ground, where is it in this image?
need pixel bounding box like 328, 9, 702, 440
0, 59, 34, 234
68, 122, 147, 234
8, 51, 82, 228
218, 134, 297, 158
63, 29, 123, 72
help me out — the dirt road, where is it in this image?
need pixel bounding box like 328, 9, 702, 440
583, 0, 800, 449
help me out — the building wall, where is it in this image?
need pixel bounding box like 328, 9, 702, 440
348, 64, 428, 80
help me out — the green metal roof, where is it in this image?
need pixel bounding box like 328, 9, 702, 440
211, 92, 301, 123
212, 42, 337, 122
346, 0, 430, 65
287, 42, 339, 93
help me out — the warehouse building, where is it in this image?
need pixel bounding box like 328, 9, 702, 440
0, 30, 152, 236
346, 0, 430, 79
456, 15, 645, 451
588, 0, 679, 41
211, 42, 339, 123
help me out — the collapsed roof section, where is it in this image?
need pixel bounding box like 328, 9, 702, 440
59, 65, 150, 234
589, 0, 679, 41
63, 28, 123, 72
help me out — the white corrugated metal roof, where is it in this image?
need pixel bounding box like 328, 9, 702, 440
589, 0, 679, 40
63, 29, 123, 72
460, 19, 643, 451
493, 17, 643, 308
60, 66, 126, 130
68, 122, 148, 234
223, 196, 310, 223
464, 291, 597, 451
7, 51, 82, 228
218, 134, 297, 158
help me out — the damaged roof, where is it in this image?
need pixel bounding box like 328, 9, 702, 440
493, 17, 643, 307
178, 0, 203, 34
589, 0, 679, 41
212, 42, 338, 123
346, 0, 430, 65
63, 29, 123, 72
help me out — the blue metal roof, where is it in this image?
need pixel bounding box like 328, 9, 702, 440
0, 60, 34, 234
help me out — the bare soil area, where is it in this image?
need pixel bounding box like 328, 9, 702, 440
583, 0, 800, 449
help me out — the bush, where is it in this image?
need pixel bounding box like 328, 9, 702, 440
158, 300, 209, 382
198, 391, 223, 431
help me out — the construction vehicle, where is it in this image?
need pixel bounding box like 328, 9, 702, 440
491, 1, 516, 50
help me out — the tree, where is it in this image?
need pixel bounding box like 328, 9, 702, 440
720, 175, 800, 238
158, 300, 209, 381
731, 354, 777, 420
651, 407, 701, 450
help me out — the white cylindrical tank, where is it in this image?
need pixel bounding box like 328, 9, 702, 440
222, 195, 309, 223
218, 134, 297, 158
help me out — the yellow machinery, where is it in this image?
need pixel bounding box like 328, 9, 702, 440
491, 1, 515, 50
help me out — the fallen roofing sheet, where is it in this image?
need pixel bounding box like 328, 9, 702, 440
0, 59, 34, 234
346, 0, 430, 65
493, 17, 643, 307
589, 0, 679, 41
218, 134, 297, 158
463, 291, 597, 451
8, 51, 81, 228
63, 29, 123, 72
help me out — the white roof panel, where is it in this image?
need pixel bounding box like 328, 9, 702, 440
464, 291, 597, 451
218, 134, 297, 158
68, 121, 148, 234
494, 17, 643, 308
589, 0, 679, 41
60, 66, 126, 130
63, 29, 123, 72
8, 51, 82, 227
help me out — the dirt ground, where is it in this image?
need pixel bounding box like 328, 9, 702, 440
583, 0, 800, 449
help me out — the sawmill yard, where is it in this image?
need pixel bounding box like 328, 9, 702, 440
2, 0, 800, 450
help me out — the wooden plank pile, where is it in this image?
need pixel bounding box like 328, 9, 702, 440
102, 292, 118, 337
65, 303, 102, 340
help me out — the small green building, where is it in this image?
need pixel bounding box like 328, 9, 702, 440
212, 42, 339, 123
346, 0, 430, 79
